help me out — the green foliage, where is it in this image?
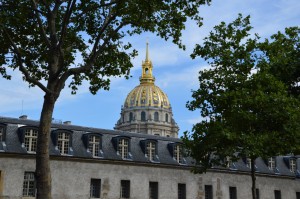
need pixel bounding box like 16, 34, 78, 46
183, 14, 300, 173
0, 0, 211, 95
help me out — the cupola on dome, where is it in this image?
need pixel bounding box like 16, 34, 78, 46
115, 42, 179, 138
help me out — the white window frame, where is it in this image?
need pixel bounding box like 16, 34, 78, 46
246, 158, 252, 169
268, 157, 275, 170
290, 158, 296, 173
22, 172, 36, 197
88, 135, 100, 157
57, 132, 70, 155
174, 145, 183, 164
24, 129, 38, 153
146, 141, 156, 161
118, 139, 129, 159
0, 127, 3, 142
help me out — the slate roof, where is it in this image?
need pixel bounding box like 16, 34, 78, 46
0, 116, 299, 178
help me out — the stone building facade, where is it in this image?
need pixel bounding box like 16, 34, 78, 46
0, 44, 299, 199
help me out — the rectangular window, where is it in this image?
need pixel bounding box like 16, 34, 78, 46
178, 183, 186, 199
246, 158, 252, 169
120, 180, 130, 198
256, 189, 260, 199
118, 139, 129, 159
296, 192, 300, 199
24, 129, 38, 153
149, 181, 158, 199
146, 142, 156, 161
290, 159, 296, 173
22, 172, 36, 197
205, 185, 213, 199
58, 132, 70, 154
274, 190, 281, 199
90, 179, 101, 198
268, 157, 276, 170
89, 136, 100, 157
0, 127, 3, 142
174, 145, 183, 164
229, 187, 237, 199
0, 170, 3, 195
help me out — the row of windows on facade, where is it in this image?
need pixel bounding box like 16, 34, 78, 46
124, 111, 169, 122
0, 125, 185, 164
0, 126, 298, 171
226, 156, 298, 174
22, 172, 300, 199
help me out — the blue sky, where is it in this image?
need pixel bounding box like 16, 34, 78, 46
1, 0, 299, 137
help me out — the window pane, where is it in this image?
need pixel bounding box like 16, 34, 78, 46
22, 172, 35, 197
178, 183, 186, 199
119, 139, 129, 159
120, 180, 130, 198
146, 142, 156, 161
174, 145, 183, 164
296, 192, 300, 199
58, 132, 70, 154
24, 129, 38, 152
90, 179, 101, 198
89, 136, 100, 157
205, 185, 213, 199
149, 182, 158, 199
256, 189, 260, 199
274, 190, 281, 199
229, 187, 237, 199
0, 127, 3, 142
154, 112, 159, 121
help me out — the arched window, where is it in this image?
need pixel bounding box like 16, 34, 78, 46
165, 113, 169, 122
129, 112, 133, 122
154, 112, 159, 121
141, 111, 146, 121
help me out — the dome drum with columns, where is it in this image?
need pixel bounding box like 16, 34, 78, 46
115, 43, 179, 138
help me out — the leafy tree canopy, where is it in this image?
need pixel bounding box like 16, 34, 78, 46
0, 1, 211, 198
183, 14, 300, 173
0, 0, 210, 95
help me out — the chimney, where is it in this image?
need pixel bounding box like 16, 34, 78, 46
63, 121, 71, 125
19, 115, 28, 120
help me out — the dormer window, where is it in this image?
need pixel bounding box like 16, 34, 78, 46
18, 126, 38, 153
290, 158, 297, 173
0, 124, 6, 151
246, 158, 251, 169
112, 136, 132, 160
140, 139, 159, 162
268, 157, 276, 171
168, 143, 186, 164
51, 129, 73, 155
82, 133, 103, 158
225, 156, 232, 168
119, 139, 129, 159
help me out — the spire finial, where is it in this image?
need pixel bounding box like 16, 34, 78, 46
140, 40, 155, 84
146, 41, 149, 62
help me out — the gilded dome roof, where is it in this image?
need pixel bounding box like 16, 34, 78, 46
124, 42, 171, 109
124, 84, 171, 108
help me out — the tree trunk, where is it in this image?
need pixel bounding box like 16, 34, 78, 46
251, 158, 257, 199
36, 93, 56, 199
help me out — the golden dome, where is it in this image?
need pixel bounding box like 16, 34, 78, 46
124, 42, 171, 109
124, 84, 171, 108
